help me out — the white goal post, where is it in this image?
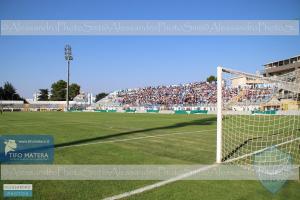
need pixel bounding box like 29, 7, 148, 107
216, 66, 300, 165
216, 66, 223, 163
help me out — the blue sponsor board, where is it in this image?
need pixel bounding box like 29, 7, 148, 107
0, 135, 54, 164
4, 190, 32, 197
3, 184, 33, 197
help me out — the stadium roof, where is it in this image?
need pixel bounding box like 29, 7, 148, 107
263, 54, 300, 66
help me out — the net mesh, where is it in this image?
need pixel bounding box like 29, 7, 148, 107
220, 68, 300, 166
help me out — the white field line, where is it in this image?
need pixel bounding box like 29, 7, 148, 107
103, 164, 218, 200
56, 129, 215, 150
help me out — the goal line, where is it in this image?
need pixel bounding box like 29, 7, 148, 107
223, 137, 300, 163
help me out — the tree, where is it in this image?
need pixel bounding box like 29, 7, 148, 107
95, 93, 108, 102
38, 89, 49, 101
0, 87, 3, 100
206, 75, 217, 83
3, 82, 21, 100
49, 80, 81, 101
69, 83, 80, 100
50, 80, 67, 101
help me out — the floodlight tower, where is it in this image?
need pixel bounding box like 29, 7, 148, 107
64, 44, 73, 111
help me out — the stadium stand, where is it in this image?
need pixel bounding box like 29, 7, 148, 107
0, 81, 286, 113
93, 80, 278, 114
0, 100, 24, 112
115, 82, 273, 107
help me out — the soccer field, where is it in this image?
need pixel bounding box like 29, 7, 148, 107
0, 112, 299, 199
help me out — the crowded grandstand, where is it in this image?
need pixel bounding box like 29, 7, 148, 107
0, 79, 295, 113
1, 54, 300, 113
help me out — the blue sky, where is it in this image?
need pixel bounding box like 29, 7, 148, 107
0, 0, 300, 98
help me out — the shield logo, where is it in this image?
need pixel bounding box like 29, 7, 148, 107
253, 146, 293, 194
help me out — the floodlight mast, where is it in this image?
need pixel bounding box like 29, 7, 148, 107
64, 45, 73, 111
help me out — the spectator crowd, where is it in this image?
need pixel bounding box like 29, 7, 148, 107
116, 81, 274, 107
118, 82, 228, 106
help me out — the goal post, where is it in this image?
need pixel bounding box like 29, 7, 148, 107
216, 66, 223, 163
216, 66, 300, 165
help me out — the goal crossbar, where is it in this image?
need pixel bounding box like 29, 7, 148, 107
222, 67, 300, 94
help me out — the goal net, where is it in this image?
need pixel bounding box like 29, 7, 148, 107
216, 66, 300, 167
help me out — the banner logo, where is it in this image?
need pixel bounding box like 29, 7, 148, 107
4, 139, 17, 155
0, 135, 54, 164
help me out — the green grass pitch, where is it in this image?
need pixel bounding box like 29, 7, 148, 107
0, 112, 299, 199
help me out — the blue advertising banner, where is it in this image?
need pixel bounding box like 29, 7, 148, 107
3, 184, 33, 197
0, 135, 54, 164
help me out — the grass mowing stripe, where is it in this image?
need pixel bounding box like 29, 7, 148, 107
126, 139, 215, 154
56, 129, 216, 150
122, 139, 215, 163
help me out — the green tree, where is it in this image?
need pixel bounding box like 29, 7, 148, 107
38, 89, 49, 101
69, 83, 80, 100
206, 75, 217, 83
3, 82, 21, 100
50, 80, 81, 101
95, 92, 108, 102
50, 80, 67, 101
0, 87, 3, 100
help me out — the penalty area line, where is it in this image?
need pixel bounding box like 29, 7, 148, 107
56, 129, 215, 150
102, 164, 218, 200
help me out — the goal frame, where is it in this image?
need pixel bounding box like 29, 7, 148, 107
216, 66, 300, 164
